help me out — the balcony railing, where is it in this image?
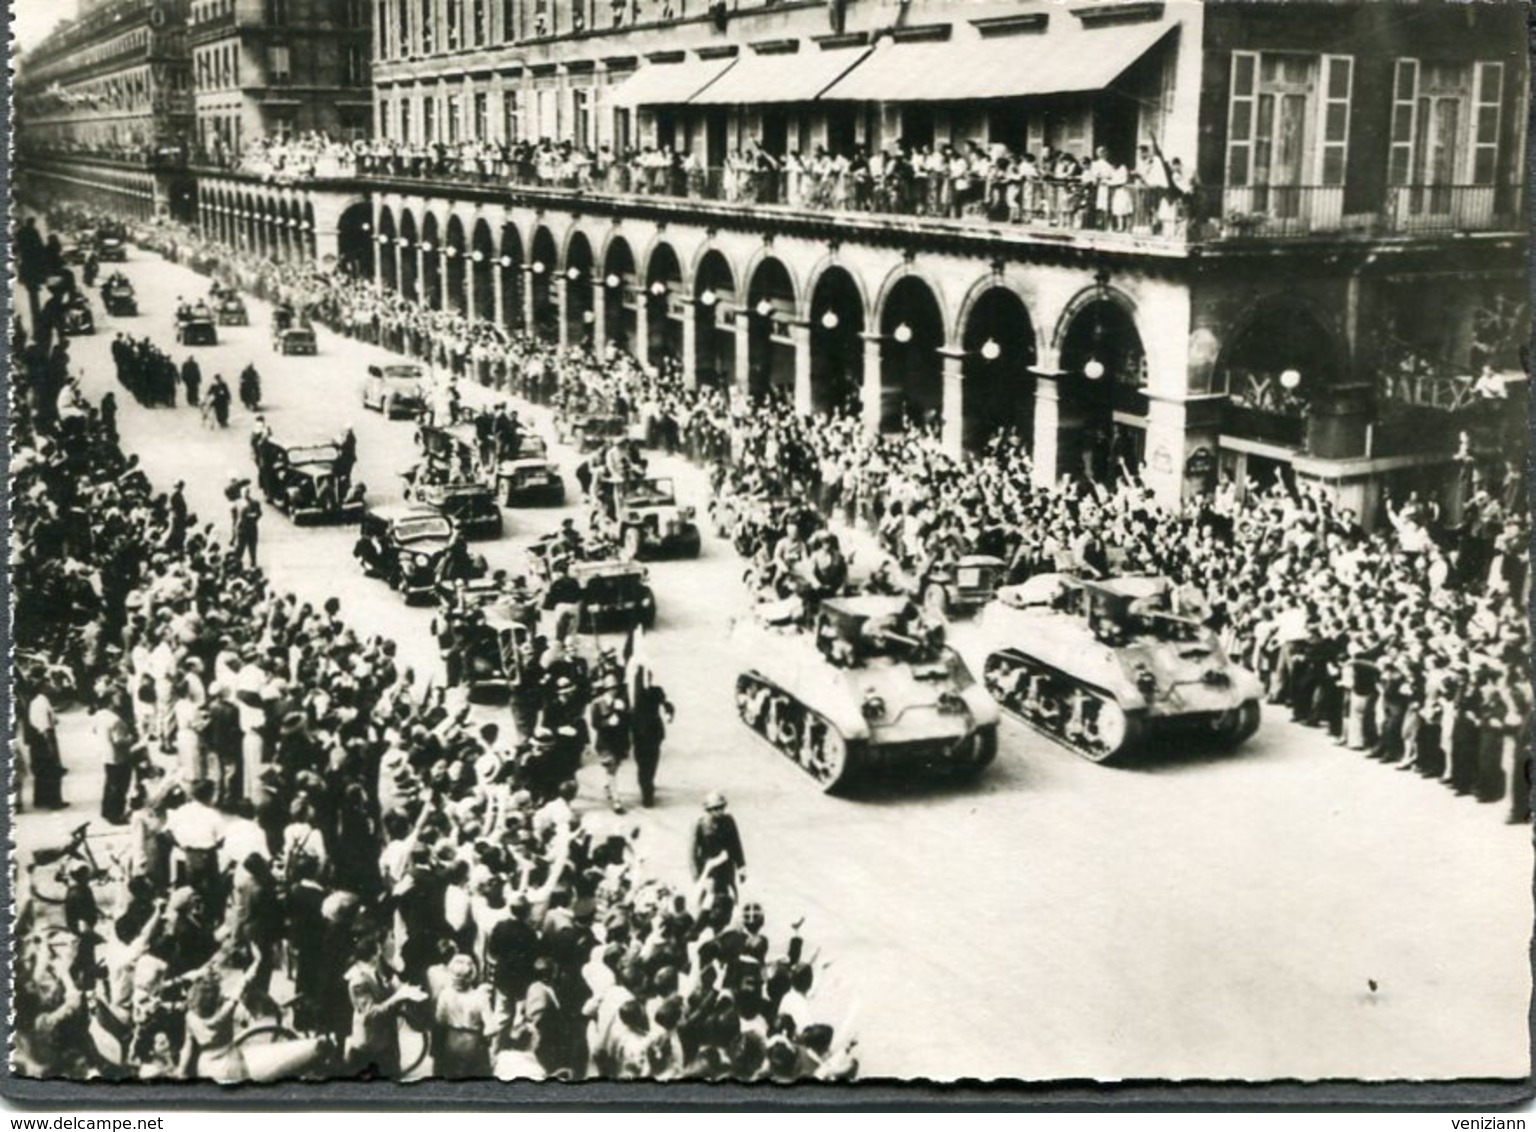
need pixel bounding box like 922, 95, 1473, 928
346, 154, 1193, 244
1196, 183, 1525, 240
1376, 367, 1528, 413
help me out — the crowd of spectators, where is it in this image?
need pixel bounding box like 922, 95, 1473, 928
11, 229, 858, 1082
290, 256, 1532, 824
228, 131, 1195, 236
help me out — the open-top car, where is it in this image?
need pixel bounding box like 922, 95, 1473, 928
354, 504, 486, 604
93, 226, 129, 262
256, 439, 365, 526
273, 321, 318, 356
215, 292, 249, 326
495, 433, 566, 508
570, 414, 632, 454
918, 554, 1008, 619
175, 305, 218, 346
363, 363, 428, 419
528, 535, 657, 631
60, 294, 96, 336
407, 479, 504, 541
612, 477, 701, 561
99, 274, 138, 317
433, 582, 539, 701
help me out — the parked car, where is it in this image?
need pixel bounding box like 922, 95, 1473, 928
362, 363, 428, 419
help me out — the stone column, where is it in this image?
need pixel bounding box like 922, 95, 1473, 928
733, 317, 751, 394
939, 347, 967, 458
522, 266, 536, 334
555, 275, 570, 349
637, 293, 653, 372
1141, 394, 1188, 510
591, 279, 607, 354
491, 257, 505, 325
860, 332, 884, 435
1031, 371, 1062, 489
790, 321, 813, 417
682, 302, 699, 388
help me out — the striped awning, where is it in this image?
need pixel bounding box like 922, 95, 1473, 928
820, 19, 1177, 102
688, 44, 874, 105
607, 55, 739, 107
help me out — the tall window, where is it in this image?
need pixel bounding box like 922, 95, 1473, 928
474, 91, 489, 139
447, 0, 461, 49
400, 100, 412, 142
572, 87, 590, 149
503, 91, 520, 142
377, 0, 389, 57
398, 0, 410, 56
447, 94, 461, 142
423, 95, 435, 140
474, 0, 488, 44
268, 45, 291, 85
265, 0, 288, 25
502, 0, 516, 41
1389, 58, 1507, 187
343, 44, 368, 86
1224, 51, 1353, 188
421, 0, 434, 52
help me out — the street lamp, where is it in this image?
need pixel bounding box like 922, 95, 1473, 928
531, 260, 546, 274
820, 310, 839, 331
470, 250, 484, 263
605, 273, 621, 289
980, 337, 1001, 361
422, 240, 435, 253
699, 288, 718, 307
566, 266, 581, 281
1083, 358, 1105, 380
893, 321, 913, 344
755, 298, 774, 319
1280, 368, 1302, 391
649, 281, 667, 297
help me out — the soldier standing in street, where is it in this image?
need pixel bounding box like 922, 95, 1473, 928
207, 373, 232, 427
629, 668, 674, 808
232, 486, 262, 569
587, 672, 632, 813
181, 355, 202, 407
691, 792, 746, 925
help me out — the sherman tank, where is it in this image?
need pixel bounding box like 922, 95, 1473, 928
731, 594, 999, 793
971, 573, 1262, 764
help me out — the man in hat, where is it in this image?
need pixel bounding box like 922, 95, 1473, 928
588, 673, 632, 813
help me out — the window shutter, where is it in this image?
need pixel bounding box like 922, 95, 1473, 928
1226, 52, 1259, 186
1315, 54, 1353, 186
1388, 58, 1419, 185
1469, 60, 1503, 184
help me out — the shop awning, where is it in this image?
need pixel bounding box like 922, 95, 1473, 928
820, 20, 1176, 102
688, 44, 874, 105
607, 55, 739, 107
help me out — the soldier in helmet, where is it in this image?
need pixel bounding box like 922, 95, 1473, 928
690, 792, 746, 925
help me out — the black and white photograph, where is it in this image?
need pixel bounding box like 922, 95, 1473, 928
6, 0, 1533, 1099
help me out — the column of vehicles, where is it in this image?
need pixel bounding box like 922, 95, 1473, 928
720, 505, 1265, 792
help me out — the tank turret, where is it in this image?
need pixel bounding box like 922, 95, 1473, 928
731, 593, 999, 793
970, 574, 1262, 764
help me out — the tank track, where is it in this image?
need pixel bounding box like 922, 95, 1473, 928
983, 649, 1141, 764
735, 672, 862, 792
